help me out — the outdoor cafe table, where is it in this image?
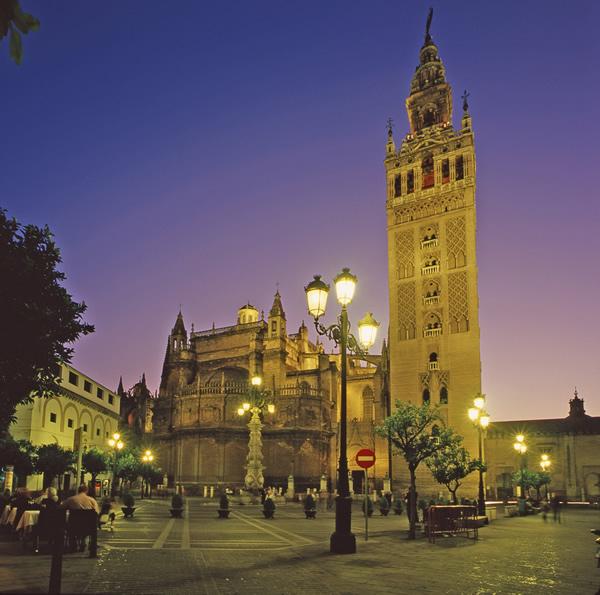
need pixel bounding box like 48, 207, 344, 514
15, 509, 40, 534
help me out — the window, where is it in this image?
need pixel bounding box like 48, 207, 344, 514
105, 431, 109, 438
407, 170, 414, 193
97, 388, 104, 399
441, 158, 450, 183
455, 155, 464, 180
421, 155, 434, 189
440, 387, 448, 404
422, 389, 430, 404
108, 394, 114, 405
50, 412, 57, 423
394, 174, 402, 197
96, 428, 101, 436
83, 423, 88, 432
84, 380, 92, 393
271, 320, 277, 335
68, 372, 79, 386
67, 418, 73, 428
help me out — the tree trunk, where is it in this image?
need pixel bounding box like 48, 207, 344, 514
90, 474, 97, 497
449, 488, 457, 504
408, 467, 417, 540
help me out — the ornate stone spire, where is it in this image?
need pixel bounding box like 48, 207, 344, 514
172, 310, 186, 336
568, 388, 586, 418
406, 9, 452, 134
269, 290, 286, 320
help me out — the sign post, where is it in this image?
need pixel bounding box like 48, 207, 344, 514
355, 449, 376, 542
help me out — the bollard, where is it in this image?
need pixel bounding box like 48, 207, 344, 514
210, 486, 214, 498
203, 486, 208, 498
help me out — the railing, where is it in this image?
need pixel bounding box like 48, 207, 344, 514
428, 361, 439, 371
421, 238, 438, 249
176, 383, 325, 399
191, 321, 264, 338
423, 295, 440, 305
422, 264, 440, 275
424, 327, 442, 337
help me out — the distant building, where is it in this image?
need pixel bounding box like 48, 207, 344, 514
152, 295, 389, 492
485, 392, 600, 501
10, 362, 120, 490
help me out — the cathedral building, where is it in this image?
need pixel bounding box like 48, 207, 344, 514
385, 17, 482, 490
152, 294, 388, 492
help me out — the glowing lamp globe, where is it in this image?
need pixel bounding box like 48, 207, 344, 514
237, 408, 245, 416
473, 396, 485, 410
357, 312, 379, 350
243, 402, 250, 411
304, 275, 330, 319
251, 375, 262, 387
334, 268, 357, 306
516, 434, 524, 443
468, 408, 479, 422
267, 403, 275, 414
117, 441, 124, 450
479, 415, 490, 429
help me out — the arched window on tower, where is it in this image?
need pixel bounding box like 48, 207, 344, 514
442, 158, 450, 184
455, 155, 464, 180
394, 174, 402, 198
422, 154, 434, 189
407, 170, 414, 194
440, 386, 448, 404
422, 388, 430, 404
428, 352, 439, 370
423, 107, 437, 128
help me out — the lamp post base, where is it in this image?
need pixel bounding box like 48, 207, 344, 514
330, 531, 356, 554
330, 495, 356, 554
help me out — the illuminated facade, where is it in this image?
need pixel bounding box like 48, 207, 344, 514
385, 17, 482, 491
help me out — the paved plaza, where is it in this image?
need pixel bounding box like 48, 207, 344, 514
1, 499, 598, 594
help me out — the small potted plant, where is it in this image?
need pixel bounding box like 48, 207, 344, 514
393, 498, 403, 516
362, 497, 374, 517
218, 493, 230, 519
378, 494, 390, 516
304, 493, 317, 519
121, 492, 136, 518
263, 497, 276, 519
170, 493, 184, 518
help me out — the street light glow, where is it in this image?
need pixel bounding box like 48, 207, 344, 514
334, 268, 357, 306
479, 415, 490, 428
357, 312, 379, 350
473, 396, 485, 410
304, 275, 329, 318
267, 403, 275, 414
468, 407, 479, 421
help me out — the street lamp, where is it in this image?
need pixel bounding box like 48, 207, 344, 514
467, 394, 490, 516
107, 432, 124, 496
237, 375, 275, 493
540, 454, 551, 499
304, 268, 379, 555
140, 450, 154, 499
513, 434, 527, 510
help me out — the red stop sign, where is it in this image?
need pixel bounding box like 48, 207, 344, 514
355, 448, 376, 469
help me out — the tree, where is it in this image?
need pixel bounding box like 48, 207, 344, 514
115, 452, 142, 488
0, 209, 94, 434
534, 471, 551, 500
426, 440, 482, 504
512, 469, 541, 498
0, 437, 35, 486
35, 444, 75, 488
0, 0, 39, 64
139, 462, 162, 498
375, 400, 458, 539
82, 448, 109, 497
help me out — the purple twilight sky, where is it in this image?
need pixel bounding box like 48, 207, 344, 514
2, 1, 599, 421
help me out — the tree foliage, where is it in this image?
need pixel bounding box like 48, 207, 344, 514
375, 400, 459, 539
426, 440, 482, 503
0, 437, 35, 480
35, 443, 75, 487
0, 0, 40, 64
513, 469, 551, 498
115, 452, 142, 484
0, 209, 94, 433
82, 448, 109, 478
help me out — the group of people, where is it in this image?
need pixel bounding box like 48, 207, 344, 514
2, 484, 101, 513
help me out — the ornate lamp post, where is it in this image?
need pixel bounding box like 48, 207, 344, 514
237, 375, 275, 493
304, 268, 379, 555
540, 453, 551, 499
107, 432, 124, 496
141, 450, 154, 499
513, 434, 527, 509
467, 395, 490, 516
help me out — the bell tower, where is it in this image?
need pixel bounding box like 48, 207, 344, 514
385, 10, 482, 491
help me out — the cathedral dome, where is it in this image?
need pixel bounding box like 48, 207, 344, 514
237, 303, 259, 324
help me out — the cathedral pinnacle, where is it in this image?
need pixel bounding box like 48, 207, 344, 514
172, 310, 187, 336
269, 290, 286, 319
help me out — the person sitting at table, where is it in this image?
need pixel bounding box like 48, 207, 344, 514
0, 489, 11, 509
39, 487, 59, 509
10, 487, 32, 528
60, 485, 99, 513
